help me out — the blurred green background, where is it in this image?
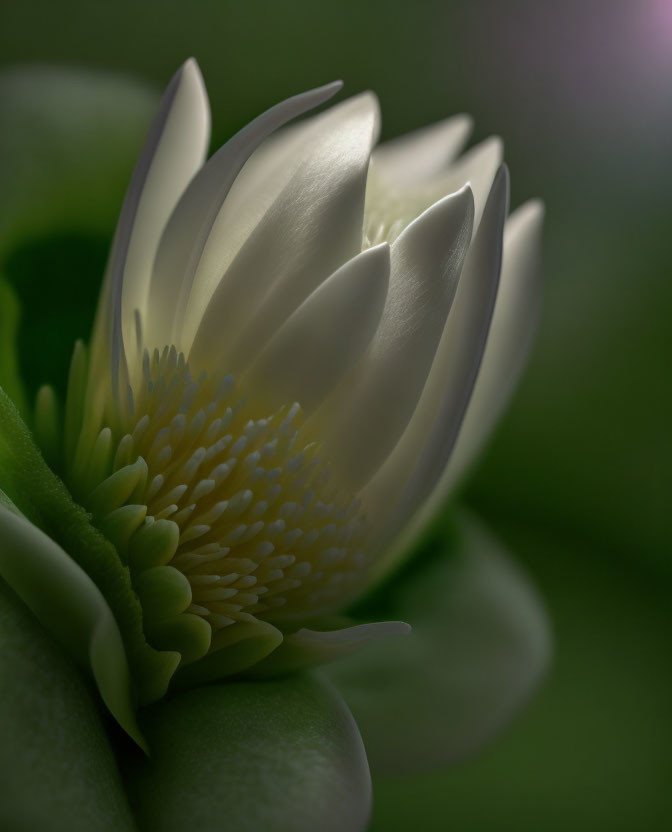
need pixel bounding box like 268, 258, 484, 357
1, 0, 670, 828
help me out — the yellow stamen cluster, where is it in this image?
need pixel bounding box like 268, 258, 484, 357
65, 345, 371, 664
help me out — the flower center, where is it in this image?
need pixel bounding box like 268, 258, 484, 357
63, 344, 371, 665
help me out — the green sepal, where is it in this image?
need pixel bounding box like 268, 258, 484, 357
134, 566, 192, 622
98, 504, 148, 559
248, 618, 411, 678
146, 613, 212, 666
123, 674, 372, 832
34, 384, 62, 469
0, 386, 180, 712
128, 517, 180, 573
0, 492, 145, 750
88, 456, 148, 518
0, 579, 136, 831
174, 620, 284, 688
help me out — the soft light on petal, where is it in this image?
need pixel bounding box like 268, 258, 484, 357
187, 92, 380, 373
243, 244, 390, 413
315, 185, 475, 492
441, 136, 503, 229
438, 200, 545, 492
91, 58, 210, 401
371, 113, 473, 186
363, 166, 509, 560
27, 63, 546, 713
146, 81, 346, 356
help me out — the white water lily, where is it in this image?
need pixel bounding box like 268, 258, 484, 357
0, 61, 549, 832
28, 58, 543, 683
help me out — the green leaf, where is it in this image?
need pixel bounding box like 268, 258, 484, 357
326, 509, 551, 774
0, 386, 180, 710
0, 579, 135, 831
123, 674, 371, 832
0, 493, 145, 748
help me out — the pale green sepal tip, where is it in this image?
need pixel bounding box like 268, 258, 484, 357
88, 457, 147, 517
98, 504, 148, 560
134, 566, 192, 621
0, 495, 147, 752
248, 619, 411, 677
174, 620, 284, 688
146, 613, 212, 666
34, 384, 61, 470
128, 518, 180, 572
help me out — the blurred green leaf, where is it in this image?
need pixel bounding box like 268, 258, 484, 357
0, 66, 158, 395
368, 518, 672, 831
327, 510, 550, 774
0, 580, 135, 831
124, 674, 371, 832
467, 207, 672, 574
0, 65, 156, 257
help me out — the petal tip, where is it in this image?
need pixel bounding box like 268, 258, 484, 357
362, 240, 391, 265
522, 197, 546, 224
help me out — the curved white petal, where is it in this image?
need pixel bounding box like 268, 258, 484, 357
437, 136, 503, 229
188, 93, 380, 374
144, 80, 344, 354
437, 199, 544, 491
91, 58, 210, 398
363, 166, 509, 554
371, 113, 473, 186
363, 135, 502, 252
243, 244, 390, 413
313, 185, 475, 492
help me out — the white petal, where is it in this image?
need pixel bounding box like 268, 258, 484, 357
188, 93, 380, 374
371, 113, 473, 186
313, 186, 475, 492
363, 166, 509, 550
438, 136, 503, 229
363, 135, 501, 252
243, 244, 390, 413
438, 199, 544, 491
92, 58, 210, 398
145, 81, 345, 355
